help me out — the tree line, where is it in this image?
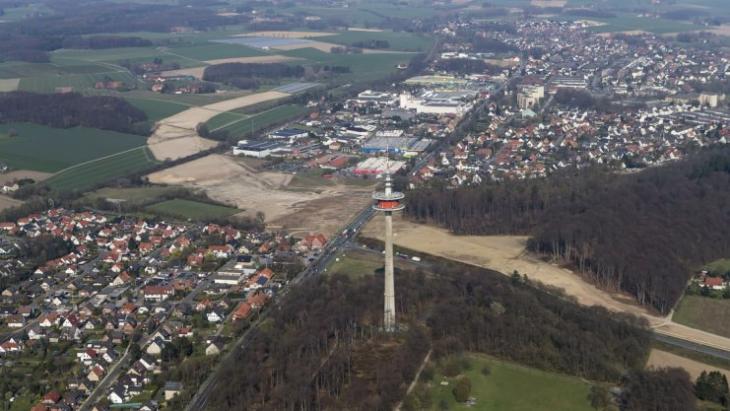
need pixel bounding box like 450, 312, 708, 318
60, 35, 153, 49
204, 257, 651, 410
202, 62, 306, 88
407, 148, 730, 313
0, 91, 148, 134
0, 2, 250, 62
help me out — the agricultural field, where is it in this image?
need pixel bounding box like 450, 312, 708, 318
0, 61, 111, 79
145, 198, 240, 220
124, 96, 190, 122
587, 14, 702, 34
0, 123, 147, 172
280, 48, 412, 84
673, 296, 730, 339
84, 186, 182, 206
207, 104, 309, 137
422, 354, 593, 411
18, 70, 138, 93
318, 30, 434, 52
44, 147, 159, 192
166, 43, 267, 61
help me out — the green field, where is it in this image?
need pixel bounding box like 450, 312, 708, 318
207, 104, 308, 137
588, 15, 702, 34
319, 30, 434, 52
85, 186, 181, 205
168, 43, 266, 61
124, 97, 190, 121
674, 295, 730, 339
0, 61, 114, 79
18, 70, 138, 93
0, 123, 148, 172
44, 147, 159, 192
145, 198, 239, 220
423, 354, 593, 411
280, 48, 412, 84
327, 250, 383, 278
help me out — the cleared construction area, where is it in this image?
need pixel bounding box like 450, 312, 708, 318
147, 154, 372, 236
147, 90, 289, 160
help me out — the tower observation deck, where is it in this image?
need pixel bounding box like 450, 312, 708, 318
373, 173, 404, 332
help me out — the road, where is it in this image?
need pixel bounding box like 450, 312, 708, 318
80, 276, 211, 411
186, 203, 376, 411
654, 332, 730, 362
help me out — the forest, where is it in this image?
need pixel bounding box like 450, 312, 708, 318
205, 259, 650, 410
434, 59, 502, 76
406, 148, 730, 313
0, 92, 148, 134
60, 35, 153, 49
0, 2, 248, 62
202, 62, 306, 86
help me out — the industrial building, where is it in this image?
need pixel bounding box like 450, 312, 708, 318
354, 157, 405, 176
269, 128, 310, 140
232, 140, 284, 158
399, 90, 476, 116
404, 75, 469, 89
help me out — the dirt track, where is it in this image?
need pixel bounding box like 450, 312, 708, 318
362, 216, 730, 351
147, 154, 371, 236
0, 194, 20, 212
147, 91, 289, 160
235, 31, 335, 38
647, 349, 730, 380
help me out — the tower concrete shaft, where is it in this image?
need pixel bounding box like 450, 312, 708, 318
373, 173, 404, 333
383, 209, 396, 332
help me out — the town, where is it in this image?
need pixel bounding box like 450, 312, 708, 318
1, 1, 730, 410
0, 207, 329, 410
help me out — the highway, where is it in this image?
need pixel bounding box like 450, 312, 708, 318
654, 332, 730, 362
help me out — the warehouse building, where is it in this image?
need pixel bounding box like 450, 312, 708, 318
232, 140, 284, 158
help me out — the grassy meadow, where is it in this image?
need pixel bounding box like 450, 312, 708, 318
674, 295, 730, 339
421, 354, 593, 411
145, 198, 240, 220
44, 147, 158, 192
0, 123, 147, 172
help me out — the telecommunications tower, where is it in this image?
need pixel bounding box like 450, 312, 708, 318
372, 158, 404, 332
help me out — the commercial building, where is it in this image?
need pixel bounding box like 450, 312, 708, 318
399, 90, 475, 116
269, 128, 310, 140
353, 157, 405, 176
232, 140, 284, 158
517, 85, 545, 109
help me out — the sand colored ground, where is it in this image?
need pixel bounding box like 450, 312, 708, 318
0, 194, 20, 212
147, 154, 372, 236
0, 170, 52, 185
147, 90, 289, 160
235, 31, 335, 39
647, 349, 730, 380
531, 0, 566, 7
0, 78, 19, 92
271, 41, 342, 53
704, 25, 730, 37
362, 216, 730, 351
599, 30, 650, 37
347, 28, 384, 33
575, 20, 607, 27
160, 55, 300, 79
